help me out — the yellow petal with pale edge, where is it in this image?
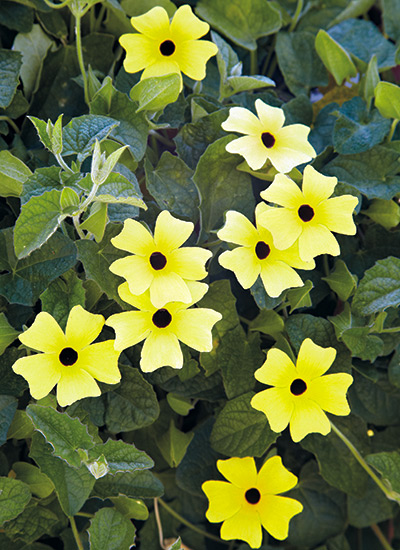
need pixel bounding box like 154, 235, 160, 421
173, 308, 222, 351
106, 311, 151, 351
217, 457, 257, 488
255, 99, 285, 133
117, 282, 155, 311
254, 348, 297, 387
302, 165, 337, 205
261, 173, 303, 208
109, 255, 153, 297
168, 247, 211, 280
257, 456, 298, 495
217, 210, 259, 246
225, 135, 268, 171
177, 39, 218, 81
12, 354, 61, 400
154, 210, 193, 252
19, 312, 66, 353
266, 144, 313, 174
202, 480, 243, 522
170, 4, 210, 41
316, 195, 358, 235
251, 387, 294, 434
258, 494, 303, 540
260, 260, 304, 297
141, 60, 181, 82
298, 224, 340, 261
65, 306, 104, 350
276, 124, 316, 163
120, 34, 155, 74
220, 507, 262, 548
150, 271, 192, 308
130, 6, 170, 40
78, 341, 121, 384
221, 107, 263, 136
219, 247, 260, 289
140, 331, 183, 372
56, 368, 100, 407
111, 218, 154, 255
296, 338, 336, 380
307, 373, 353, 415
290, 399, 331, 442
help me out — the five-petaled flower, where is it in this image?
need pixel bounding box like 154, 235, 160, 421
202, 455, 303, 548
221, 99, 316, 173
259, 165, 359, 261
119, 5, 218, 90
251, 338, 353, 442
12, 306, 121, 407
106, 281, 222, 372
109, 210, 212, 309
217, 203, 315, 297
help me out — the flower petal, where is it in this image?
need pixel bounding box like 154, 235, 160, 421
254, 348, 297, 387
130, 6, 170, 40
12, 354, 61, 400
221, 107, 263, 136
150, 271, 192, 308
117, 282, 155, 311
173, 308, 222, 351
307, 373, 353, 415
217, 210, 259, 246
255, 99, 285, 133
260, 260, 304, 297
170, 4, 210, 41
202, 480, 243, 522
225, 135, 268, 171
109, 255, 153, 296
56, 368, 101, 407
78, 341, 121, 384
141, 60, 181, 81
266, 145, 313, 174
257, 456, 298, 495
220, 506, 262, 548
65, 306, 104, 350
298, 224, 340, 261
184, 281, 209, 306
302, 165, 337, 205
120, 34, 155, 74
177, 39, 218, 81
260, 173, 303, 208
251, 387, 294, 434
168, 246, 211, 280
219, 247, 260, 289
111, 218, 154, 256
258, 207, 302, 251
140, 331, 183, 371
258, 494, 303, 540
290, 398, 331, 442
316, 195, 358, 235
18, 312, 66, 353
106, 311, 151, 351
217, 457, 258, 488
296, 338, 336, 380
154, 210, 193, 252
276, 124, 316, 161
275, 241, 316, 270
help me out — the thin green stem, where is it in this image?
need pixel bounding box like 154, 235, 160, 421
149, 129, 174, 148
250, 49, 258, 75
75, 14, 89, 106
75, 511, 94, 518
323, 254, 330, 278
55, 153, 73, 173
330, 421, 400, 504
95, 4, 107, 32
261, 36, 276, 76
288, 0, 304, 32
371, 524, 393, 550
157, 498, 230, 545
73, 215, 86, 239
43, 0, 73, 8
0, 116, 20, 134
69, 516, 84, 550
387, 119, 399, 142
154, 499, 167, 549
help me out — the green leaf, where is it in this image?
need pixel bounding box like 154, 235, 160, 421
7, 409, 33, 440
0, 229, 77, 306
3, 501, 59, 544
157, 420, 194, 468
21, 166, 62, 204
382, 0, 400, 42
342, 327, 383, 362
40, 270, 85, 330
29, 432, 95, 517
322, 259, 357, 301
130, 73, 181, 113
196, 0, 281, 51
223, 75, 275, 98
315, 29, 357, 85
285, 280, 313, 312
88, 507, 136, 550
109, 495, 149, 520
212, 31, 239, 84
28, 115, 52, 150
0, 2, 33, 33
166, 394, 194, 416
193, 136, 254, 234
249, 309, 284, 338
360, 54, 379, 108
275, 31, 328, 96
13, 24, 54, 98
145, 153, 199, 221
80, 202, 108, 243
105, 365, 160, 433
328, 0, 376, 28
363, 198, 400, 230
14, 189, 65, 259
12, 462, 54, 499
347, 477, 395, 527
93, 469, 164, 499
88, 439, 154, 475
352, 257, 400, 316
60, 187, 80, 214
0, 49, 22, 108
0, 395, 17, 446
332, 97, 391, 154
0, 476, 31, 524
95, 172, 146, 210
366, 451, 400, 495
62, 114, 119, 163
374, 81, 400, 120
210, 392, 278, 457
168, 538, 183, 550
26, 404, 96, 469
0, 149, 32, 198
0, 312, 19, 355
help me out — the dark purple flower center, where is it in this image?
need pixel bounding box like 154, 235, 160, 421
255, 241, 271, 260
152, 308, 172, 328
245, 488, 261, 504
150, 252, 167, 270
159, 40, 176, 56
59, 347, 78, 366
290, 378, 307, 396
261, 132, 275, 148
298, 204, 314, 222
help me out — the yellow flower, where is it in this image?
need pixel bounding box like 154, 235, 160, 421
106, 281, 222, 373
109, 210, 212, 309
259, 165, 359, 262
217, 203, 315, 297
221, 99, 316, 173
251, 338, 353, 443
202, 456, 303, 548
12, 306, 121, 407
119, 5, 218, 89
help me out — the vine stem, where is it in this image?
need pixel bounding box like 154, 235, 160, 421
387, 119, 399, 142
289, 0, 304, 32
250, 49, 258, 75
371, 524, 393, 550
0, 116, 20, 134
75, 14, 90, 106
330, 421, 400, 504
69, 516, 84, 550
55, 153, 73, 173
43, 0, 73, 8
154, 498, 167, 549
157, 498, 231, 545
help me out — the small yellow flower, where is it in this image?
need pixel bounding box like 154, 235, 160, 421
12, 306, 121, 407
251, 338, 353, 443
106, 281, 222, 372
217, 203, 315, 297
119, 5, 218, 89
202, 456, 303, 548
221, 99, 316, 173
109, 210, 212, 309
259, 165, 359, 262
